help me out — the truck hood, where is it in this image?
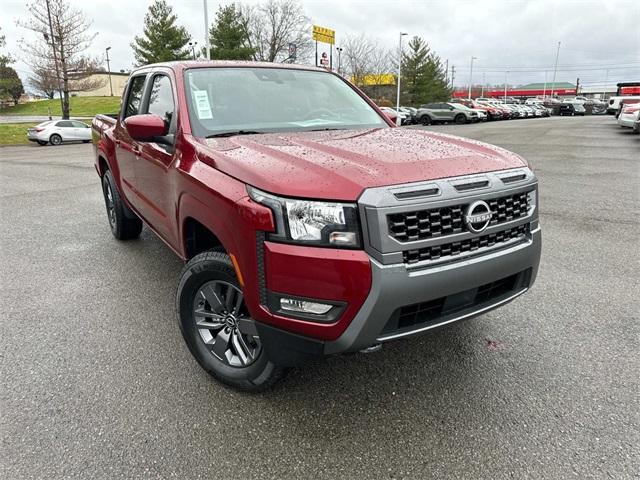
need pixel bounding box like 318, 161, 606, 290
200, 128, 527, 201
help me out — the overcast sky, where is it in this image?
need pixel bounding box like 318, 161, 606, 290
2, 0, 639, 91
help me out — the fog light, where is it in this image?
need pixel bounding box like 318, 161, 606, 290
329, 231, 357, 246
280, 298, 333, 315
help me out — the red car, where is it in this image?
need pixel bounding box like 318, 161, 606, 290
456, 98, 507, 120
93, 61, 541, 390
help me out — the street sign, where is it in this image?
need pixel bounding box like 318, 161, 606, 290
312, 25, 335, 45
320, 52, 329, 66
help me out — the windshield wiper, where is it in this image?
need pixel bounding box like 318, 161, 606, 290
206, 130, 264, 138
308, 127, 345, 132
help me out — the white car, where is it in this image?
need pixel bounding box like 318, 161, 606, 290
27, 120, 92, 146
607, 95, 640, 114
617, 103, 640, 128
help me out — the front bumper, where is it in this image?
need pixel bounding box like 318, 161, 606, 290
257, 225, 541, 366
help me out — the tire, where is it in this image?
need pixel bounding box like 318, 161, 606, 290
176, 251, 286, 391
101, 170, 142, 240
37, 140, 48, 146
49, 134, 62, 146
454, 114, 467, 124
83, 140, 91, 143
420, 115, 431, 126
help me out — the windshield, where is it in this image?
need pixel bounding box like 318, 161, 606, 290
184, 67, 388, 137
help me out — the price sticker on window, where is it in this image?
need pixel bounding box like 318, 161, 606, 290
192, 90, 213, 119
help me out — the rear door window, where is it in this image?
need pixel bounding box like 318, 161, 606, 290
124, 75, 147, 118
56, 121, 74, 128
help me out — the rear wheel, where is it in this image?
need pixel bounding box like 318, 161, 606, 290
176, 251, 286, 391
37, 140, 48, 146
454, 114, 467, 124
49, 134, 62, 146
101, 170, 142, 240
420, 115, 431, 126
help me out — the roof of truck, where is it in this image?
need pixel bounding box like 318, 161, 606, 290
131, 60, 328, 74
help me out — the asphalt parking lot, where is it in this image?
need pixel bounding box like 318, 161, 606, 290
1, 116, 638, 479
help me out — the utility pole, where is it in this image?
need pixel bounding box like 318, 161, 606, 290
504, 71, 509, 103
468, 56, 477, 100
444, 58, 449, 84
481, 72, 486, 97
45, 0, 64, 117
450, 65, 455, 90
203, 0, 210, 60
336, 47, 343, 75
542, 70, 547, 99
575, 77, 580, 96
105, 47, 113, 96
602, 69, 609, 100
395, 32, 408, 126
550, 41, 561, 98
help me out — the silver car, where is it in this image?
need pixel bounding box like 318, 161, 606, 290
27, 120, 92, 146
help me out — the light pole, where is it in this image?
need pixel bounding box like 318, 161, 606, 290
504, 71, 509, 104
542, 70, 547, 99
550, 41, 561, 98
105, 47, 113, 97
395, 32, 408, 126
336, 47, 343, 75
203, 0, 210, 60
45, 0, 64, 117
481, 72, 486, 97
467, 56, 477, 99
189, 41, 198, 60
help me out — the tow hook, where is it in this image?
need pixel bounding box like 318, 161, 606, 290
359, 343, 382, 354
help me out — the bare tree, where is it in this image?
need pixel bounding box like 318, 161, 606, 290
18, 0, 104, 118
240, 0, 312, 63
341, 34, 392, 86
29, 62, 59, 99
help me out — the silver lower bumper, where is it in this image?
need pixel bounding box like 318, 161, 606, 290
325, 227, 542, 354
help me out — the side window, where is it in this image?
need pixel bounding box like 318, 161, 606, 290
56, 121, 74, 128
124, 75, 147, 118
71, 121, 87, 128
146, 75, 175, 130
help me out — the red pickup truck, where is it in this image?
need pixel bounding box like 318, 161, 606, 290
93, 61, 541, 390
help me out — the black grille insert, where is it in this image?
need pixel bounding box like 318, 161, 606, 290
388, 190, 531, 242
382, 271, 527, 334
403, 224, 528, 264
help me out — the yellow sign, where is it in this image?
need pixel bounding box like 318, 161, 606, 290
312, 25, 335, 45
352, 74, 397, 86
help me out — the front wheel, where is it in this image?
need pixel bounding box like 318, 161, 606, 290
176, 251, 286, 391
454, 114, 467, 124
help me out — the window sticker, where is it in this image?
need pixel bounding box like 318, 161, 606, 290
192, 90, 213, 119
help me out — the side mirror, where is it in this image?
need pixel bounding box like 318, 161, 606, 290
124, 114, 167, 141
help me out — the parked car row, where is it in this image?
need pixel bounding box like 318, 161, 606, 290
401, 100, 552, 126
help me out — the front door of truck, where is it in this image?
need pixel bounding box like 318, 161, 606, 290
133, 72, 178, 247
115, 74, 147, 207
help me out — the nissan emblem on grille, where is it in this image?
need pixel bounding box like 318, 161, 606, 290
464, 200, 494, 233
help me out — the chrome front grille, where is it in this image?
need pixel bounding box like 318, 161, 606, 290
388, 191, 530, 243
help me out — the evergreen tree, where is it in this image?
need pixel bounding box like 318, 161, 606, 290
400, 36, 451, 106
209, 4, 254, 60
131, 0, 191, 66
0, 65, 25, 105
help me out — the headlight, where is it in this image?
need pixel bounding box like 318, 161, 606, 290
247, 186, 361, 248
